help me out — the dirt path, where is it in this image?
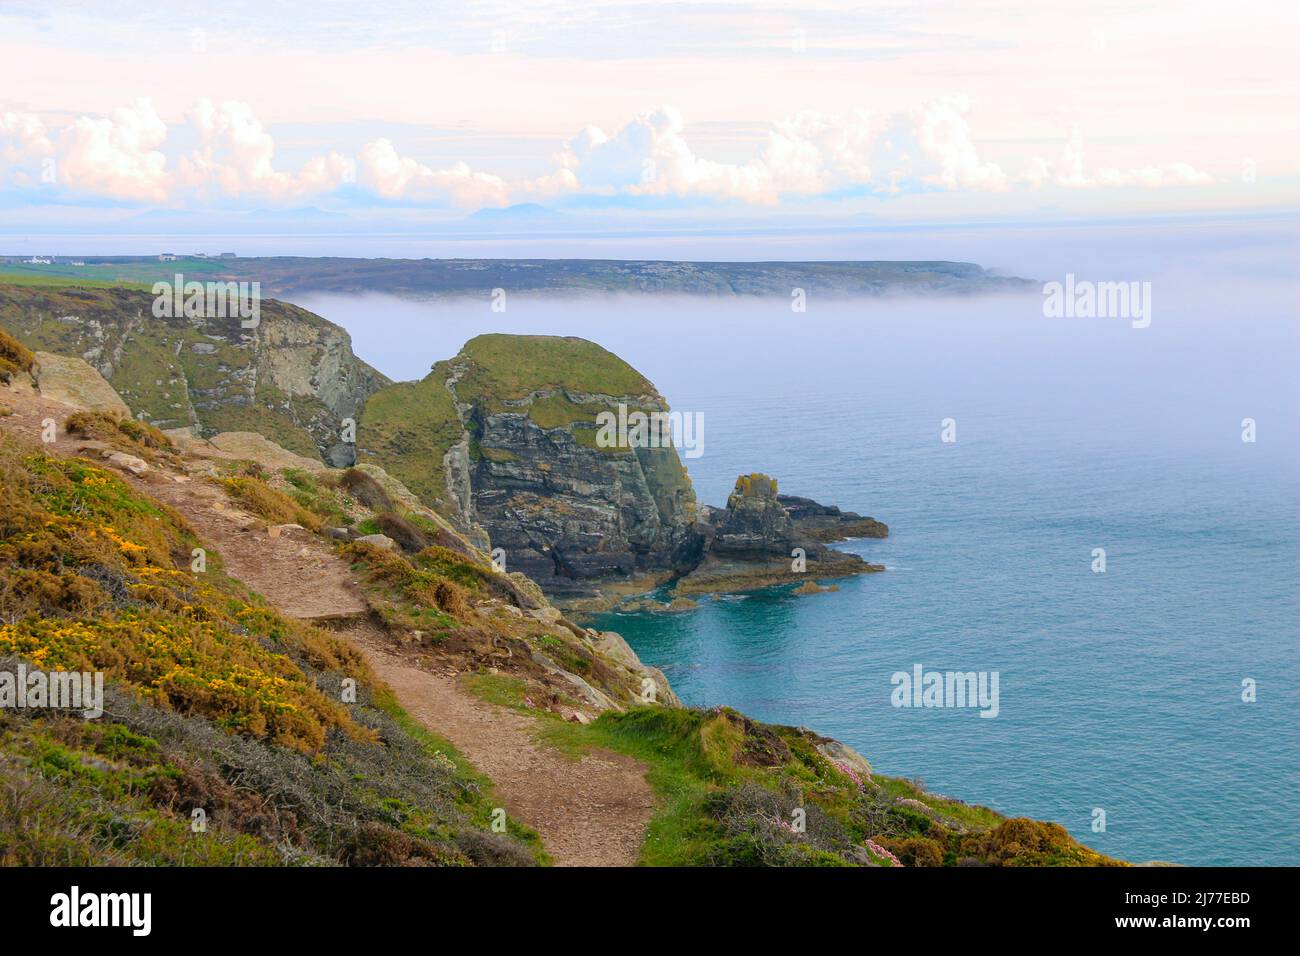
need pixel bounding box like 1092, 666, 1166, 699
333, 618, 654, 867
138, 475, 369, 622
1, 384, 367, 620
0, 385, 655, 865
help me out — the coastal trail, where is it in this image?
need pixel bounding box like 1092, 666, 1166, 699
0, 385, 655, 866
332, 617, 655, 867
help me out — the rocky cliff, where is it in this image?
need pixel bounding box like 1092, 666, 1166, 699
359, 334, 699, 592
0, 285, 388, 464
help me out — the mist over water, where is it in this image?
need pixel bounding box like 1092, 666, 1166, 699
294, 219, 1299, 865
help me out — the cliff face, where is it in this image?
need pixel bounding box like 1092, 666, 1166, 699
0, 286, 388, 463
360, 334, 699, 591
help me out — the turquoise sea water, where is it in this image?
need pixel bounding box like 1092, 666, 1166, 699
298, 218, 1299, 866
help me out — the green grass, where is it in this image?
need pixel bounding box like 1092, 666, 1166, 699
373, 691, 550, 865
538, 708, 730, 866
456, 334, 654, 406
356, 370, 464, 510
459, 676, 1122, 868
0, 270, 154, 291
0, 257, 231, 290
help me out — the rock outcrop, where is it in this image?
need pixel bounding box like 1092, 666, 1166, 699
676, 473, 883, 595
31, 350, 131, 416
778, 494, 889, 541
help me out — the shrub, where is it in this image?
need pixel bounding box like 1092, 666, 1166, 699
280, 468, 352, 526
222, 476, 322, 531
373, 512, 430, 554
0, 327, 34, 383
878, 835, 945, 866
339, 468, 395, 512
65, 411, 174, 454
956, 818, 1119, 867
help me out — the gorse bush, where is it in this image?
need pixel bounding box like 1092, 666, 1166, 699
65, 410, 174, 454
0, 327, 34, 383
0, 439, 362, 751
221, 475, 323, 531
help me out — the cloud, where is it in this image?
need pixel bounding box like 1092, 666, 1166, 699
55, 98, 168, 202
177, 99, 355, 201
356, 138, 512, 208
0, 97, 1217, 210
1029, 131, 1214, 190
0, 109, 52, 162
553, 99, 1011, 204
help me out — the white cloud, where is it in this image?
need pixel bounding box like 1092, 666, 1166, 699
55, 98, 168, 202
0, 97, 1218, 210
553, 100, 1011, 204
1030, 132, 1214, 190
177, 99, 354, 201
0, 109, 53, 162
357, 138, 514, 208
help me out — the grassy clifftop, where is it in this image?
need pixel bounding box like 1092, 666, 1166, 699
355, 370, 465, 513
455, 333, 655, 405
357, 333, 670, 519
469, 679, 1121, 867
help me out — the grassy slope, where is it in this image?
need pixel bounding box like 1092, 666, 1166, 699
0, 432, 543, 865
360, 334, 664, 513
467, 673, 1122, 868
356, 368, 465, 511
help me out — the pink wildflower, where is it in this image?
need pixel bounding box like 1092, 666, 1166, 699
865, 839, 904, 867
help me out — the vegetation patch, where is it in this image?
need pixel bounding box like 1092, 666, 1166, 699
222, 475, 323, 531
0, 326, 35, 383
525, 705, 1122, 867
64, 410, 175, 459
354, 374, 463, 511
0, 434, 543, 866
455, 334, 653, 406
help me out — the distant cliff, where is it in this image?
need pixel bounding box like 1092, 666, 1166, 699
1, 256, 1038, 300
0, 285, 388, 463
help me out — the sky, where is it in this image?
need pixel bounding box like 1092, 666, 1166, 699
1, 1, 1298, 235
